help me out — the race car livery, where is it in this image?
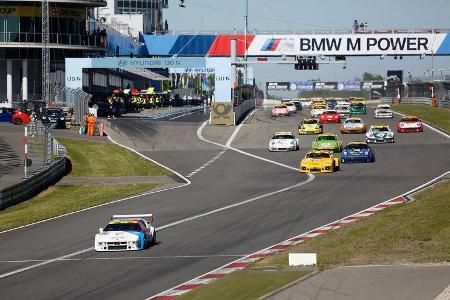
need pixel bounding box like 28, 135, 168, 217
341, 142, 375, 163
326, 99, 338, 109
310, 105, 327, 118
298, 118, 323, 135
269, 132, 299, 151
334, 104, 350, 118
300, 150, 340, 173
397, 116, 424, 133
312, 133, 343, 152
284, 102, 297, 114
349, 103, 367, 114
95, 214, 156, 251
299, 99, 312, 108
374, 104, 393, 119
290, 100, 303, 111
319, 110, 341, 123
341, 117, 367, 134
272, 105, 290, 117
366, 125, 395, 143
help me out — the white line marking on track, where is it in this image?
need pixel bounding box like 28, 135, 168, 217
169, 111, 196, 120
0, 254, 246, 264
186, 149, 226, 178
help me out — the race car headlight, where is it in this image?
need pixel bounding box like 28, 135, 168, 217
60, 117, 65, 120
290, 141, 295, 145
343, 151, 348, 155
364, 151, 369, 155
271, 141, 275, 145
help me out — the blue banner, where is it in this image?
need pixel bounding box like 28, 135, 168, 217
289, 81, 314, 91
338, 81, 362, 91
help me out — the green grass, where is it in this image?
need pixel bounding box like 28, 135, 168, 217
0, 184, 157, 232
257, 180, 450, 269
392, 104, 450, 133
58, 137, 171, 177
178, 270, 310, 300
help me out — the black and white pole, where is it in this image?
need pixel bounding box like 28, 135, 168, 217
24, 126, 28, 179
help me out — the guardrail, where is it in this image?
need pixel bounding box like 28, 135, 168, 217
234, 99, 256, 124
0, 157, 68, 210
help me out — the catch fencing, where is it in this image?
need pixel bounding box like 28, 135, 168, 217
50, 86, 92, 125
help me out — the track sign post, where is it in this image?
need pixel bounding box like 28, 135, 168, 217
295, 56, 318, 70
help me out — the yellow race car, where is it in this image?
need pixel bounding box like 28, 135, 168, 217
300, 150, 340, 173
298, 118, 323, 134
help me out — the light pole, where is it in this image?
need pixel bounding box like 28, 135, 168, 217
244, 0, 248, 85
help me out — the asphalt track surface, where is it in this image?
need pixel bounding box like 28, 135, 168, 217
0, 106, 448, 299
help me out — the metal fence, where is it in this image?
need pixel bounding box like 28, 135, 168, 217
50, 87, 92, 125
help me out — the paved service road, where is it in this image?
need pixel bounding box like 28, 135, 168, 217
0, 105, 448, 299
266, 265, 450, 300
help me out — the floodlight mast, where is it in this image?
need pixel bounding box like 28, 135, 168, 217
244, 0, 248, 84
42, 0, 50, 104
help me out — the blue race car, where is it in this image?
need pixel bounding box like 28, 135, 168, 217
341, 141, 375, 163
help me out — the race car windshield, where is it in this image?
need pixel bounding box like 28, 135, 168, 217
273, 135, 293, 139
274, 106, 286, 109
303, 119, 317, 124
346, 144, 368, 149
373, 127, 388, 132
346, 119, 361, 123
317, 136, 336, 141
401, 118, 419, 122
378, 106, 390, 110
323, 111, 337, 114
104, 223, 141, 232
351, 103, 365, 107
306, 152, 330, 158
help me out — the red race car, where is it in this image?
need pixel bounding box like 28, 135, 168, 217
12, 109, 32, 125
319, 110, 341, 124
397, 116, 423, 133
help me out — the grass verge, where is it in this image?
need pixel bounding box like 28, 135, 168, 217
0, 184, 157, 232
392, 104, 450, 133
177, 269, 310, 300
58, 137, 171, 177
257, 180, 450, 269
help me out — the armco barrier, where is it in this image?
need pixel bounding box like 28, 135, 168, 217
234, 99, 256, 124
379, 97, 432, 105
0, 158, 68, 210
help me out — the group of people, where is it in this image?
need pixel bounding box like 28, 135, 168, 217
106, 96, 125, 119
353, 20, 368, 32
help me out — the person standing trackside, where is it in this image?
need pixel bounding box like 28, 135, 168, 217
87, 114, 97, 136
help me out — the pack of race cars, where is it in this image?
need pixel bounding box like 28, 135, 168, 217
269, 98, 424, 173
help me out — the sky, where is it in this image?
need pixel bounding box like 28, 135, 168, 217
164, 0, 450, 86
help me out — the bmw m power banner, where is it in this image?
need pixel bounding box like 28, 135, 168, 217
247, 33, 450, 56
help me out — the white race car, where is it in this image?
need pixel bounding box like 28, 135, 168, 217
300, 99, 312, 108
269, 132, 299, 151
284, 102, 297, 114
311, 105, 326, 118
334, 104, 350, 118
337, 100, 351, 106
374, 104, 393, 118
366, 125, 395, 143
95, 214, 156, 251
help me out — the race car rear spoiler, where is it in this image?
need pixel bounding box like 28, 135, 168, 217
111, 214, 153, 223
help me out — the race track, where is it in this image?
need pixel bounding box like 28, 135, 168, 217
0, 106, 448, 299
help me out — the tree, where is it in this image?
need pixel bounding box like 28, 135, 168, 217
362, 72, 383, 81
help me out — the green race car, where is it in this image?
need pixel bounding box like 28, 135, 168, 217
349, 103, 366, 114
312, 133, 343, 152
